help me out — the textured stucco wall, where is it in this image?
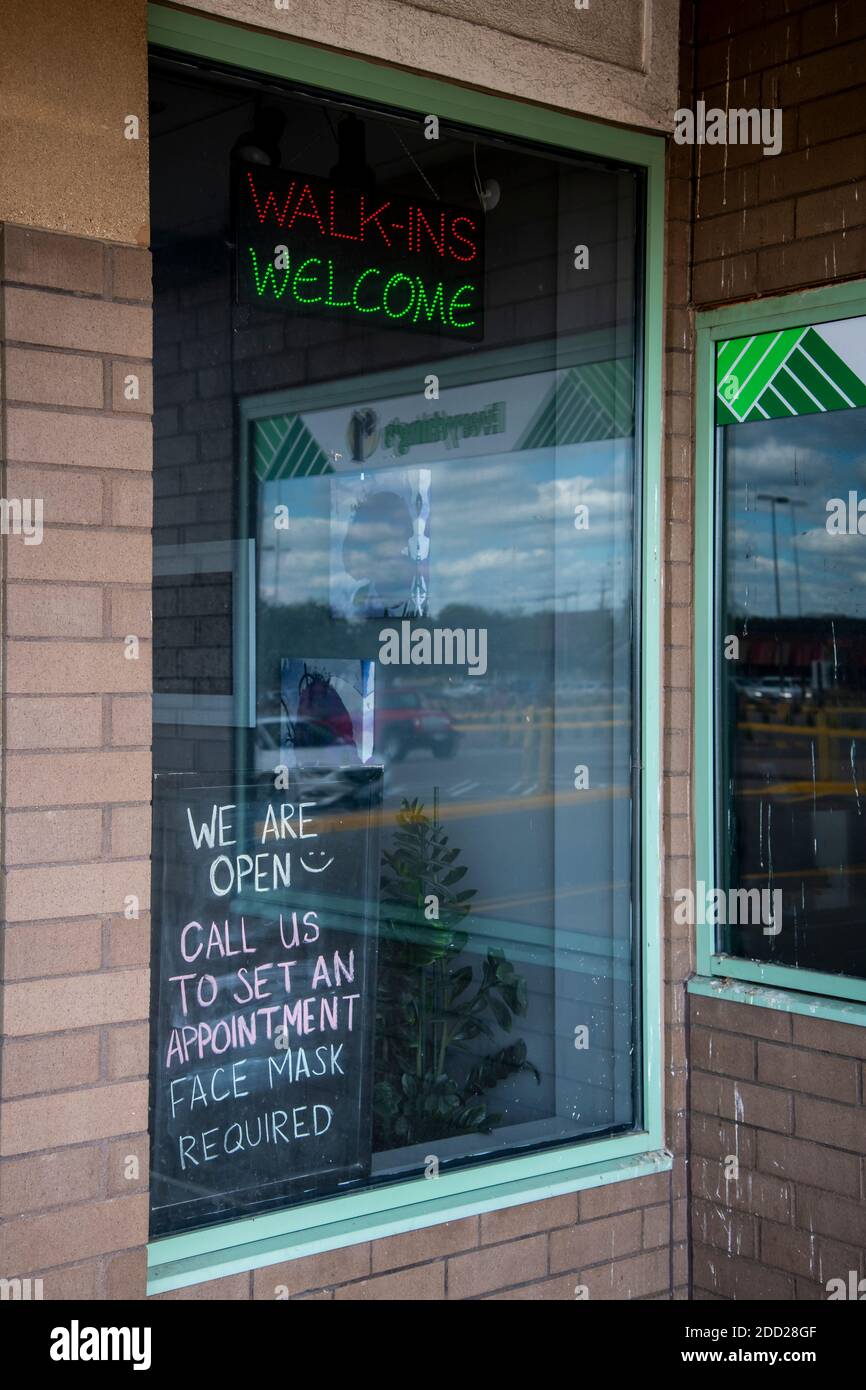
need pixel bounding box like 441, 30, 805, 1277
0, 0, 149, 244
181, 0, 680, 132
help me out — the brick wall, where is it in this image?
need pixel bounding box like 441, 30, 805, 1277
690, 993, 866, 1299
0, 17, 698, 1301
152, 1173, 674, 1301
687, 0, 866, 1301
692, 0, 866, 306
659, 0, 697, 1304
0, 225, 153, 1299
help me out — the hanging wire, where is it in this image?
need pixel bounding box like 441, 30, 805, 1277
469, 141, 492, 211
472, 141, 487, 209
390, 124, 440, 201
284, 104, 337, 168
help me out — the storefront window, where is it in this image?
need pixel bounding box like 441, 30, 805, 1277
715, 314, 866, 981
149, 51, 646, 1238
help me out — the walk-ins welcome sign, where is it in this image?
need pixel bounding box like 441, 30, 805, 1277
236, 165, 485, 339
149, 769, 382, 1237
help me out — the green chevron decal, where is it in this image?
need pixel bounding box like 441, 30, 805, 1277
716, 320, 866, 425
519, 360, 635, 450
252, 414, 332, 480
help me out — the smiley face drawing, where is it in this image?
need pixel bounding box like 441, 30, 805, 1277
300, 850, 335, 874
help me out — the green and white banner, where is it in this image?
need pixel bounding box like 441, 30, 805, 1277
716, 316, 866, 425
251, 359, 635, 482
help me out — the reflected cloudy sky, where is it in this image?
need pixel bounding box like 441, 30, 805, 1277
725, 407, 866, 622
258, 417, 635, 619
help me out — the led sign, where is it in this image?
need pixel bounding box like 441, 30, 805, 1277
236, 166, 485, 339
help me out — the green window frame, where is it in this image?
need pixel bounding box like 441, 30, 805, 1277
694, 278, 866, 1011
146, 1, 666, 1296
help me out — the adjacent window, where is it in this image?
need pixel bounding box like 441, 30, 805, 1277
149, 48, 647, 1239
714, 311, 866, 983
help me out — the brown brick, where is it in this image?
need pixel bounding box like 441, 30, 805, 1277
0, 1081, 147, 1157
110, 696, 151, 746
797, 1186, 866, 1247
109, 473, 153, 528
643, 1204, 671, 1250
110, 361, 153, 414
692, 1156, 794, 1225
6, 532, 150, 586
6, 581, 104, 636
690, 992, 792, 1041
759, 135, 866, 204
6, 639, 150, 695
756, 1130, 860, 1197
697, 162, 760, 221
760, 1219, 819, 1280
757, 1041, 859, 1102
483, 1273, 580, 1300
6, 469, 105, 533
107, 1247, 148, 1301
691, 1070, 793, 1132
3, 226, 104, 294
6, 407, 152, 471
549, 1210, 642, 1273
252, 1243, 371, 1298
693, 1246, 795, 1301
799, 88, 866, 147
0, 1147, 102, 1217
107, 914, 151, 968
479, 1193, 576, 1244
2, 1193, 148, 1270
795, 1095, 866, 1152
336, 1263, 445, 1300
692, 251, 758, 306
5, 807, 103, 865
5, 286, 151, 356
3, 919, 103, 980
5, 695, 102, 749
110, 804, 151, 859
691, 1025, 756, 1079
578, 1171, 669, 1220
41, 1262, 102, 1300
110, 246, 153, 303
106, 1023, 149, 1080
693, 1198, 757, 1259
4, 346, 103, 408
6, 750, 149, 807
802, 0, 866, 51
1, 1032, 100, 1098
446, 1233, 547, 1298
791, 1012, 866, 1061
107, 1135, 148, 1196
4, 859, 150, 922
580, 1247, 670, 1299
3, 971, 149, 1039
797, 180, 866, 239
693, 200, 794, 263
109, 588, 152, 638
758, 227, 866, 293
371, 1217, 477, 1272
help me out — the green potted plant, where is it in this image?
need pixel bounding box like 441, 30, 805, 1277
373, 797, 539, 1149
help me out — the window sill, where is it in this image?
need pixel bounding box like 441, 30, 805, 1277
147, 1144, 671, 1295
688, 973, 866, 1026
